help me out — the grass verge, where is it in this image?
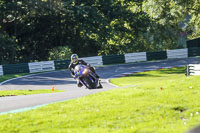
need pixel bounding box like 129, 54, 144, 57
0, 73, 64, 96
0, 73, 30, 83
0, 70, 56, 83
0, 67, 200, 133
0, 89, 64, 97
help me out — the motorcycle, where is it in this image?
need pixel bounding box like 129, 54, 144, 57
74, 64, 103, 89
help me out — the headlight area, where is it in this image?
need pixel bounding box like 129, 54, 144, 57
82, 68, 89, 75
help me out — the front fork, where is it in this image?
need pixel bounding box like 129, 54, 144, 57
79, 73, 98, 88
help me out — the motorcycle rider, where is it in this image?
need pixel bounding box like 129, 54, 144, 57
68, 54, 100, 87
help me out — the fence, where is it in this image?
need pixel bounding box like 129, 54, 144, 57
102, 54, 125, 65
147, 51, 167, 61
28, 61, 55, 73
54, 60, 70, 70
2, 47, 200, 76
186, 64, 200, 76
167, 48, 188, 59
80, 56, 103, 66
2, 63, 29, 75
0, 65, 3, 76
188, 47, 200, 57
125, 52, 147, 63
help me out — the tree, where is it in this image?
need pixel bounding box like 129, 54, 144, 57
0, 32, 18, 64
0, 0, 199, 64
142, 0, 200, 49
48, 46, 72, 60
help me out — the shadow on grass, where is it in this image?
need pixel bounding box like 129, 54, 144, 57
126, 67, 185, 77
157, 67, 185, 74
126, 73, 161, 77
172, 106, 187, 112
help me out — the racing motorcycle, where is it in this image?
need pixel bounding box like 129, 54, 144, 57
74, 64, 103, 89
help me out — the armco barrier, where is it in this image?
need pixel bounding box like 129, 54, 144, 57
54, 60, 70, 70
2, 63, 29, 75
103, 54, 125, 65
147, 51, 167, 61
186, 64, 200, 76
80, 56, 103, 66
28, 61, 55, 73
167, 48, 188, 59
187, 37, 200, 48
125, 52, 147, 63
0, 65, 3, 76
1, 48, 200, 75
188, 47, 200, 57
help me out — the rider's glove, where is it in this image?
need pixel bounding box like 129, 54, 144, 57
74, 72, 79, 79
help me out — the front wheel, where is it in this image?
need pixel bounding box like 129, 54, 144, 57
84, 77, 95, 89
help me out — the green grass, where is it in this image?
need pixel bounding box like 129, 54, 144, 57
0, 89, 64, 97
0, 73, 30, 83
0, 70, 55, 83
0, 72, 64, 96
0, 67, 200, 133
0, 73, 64, 96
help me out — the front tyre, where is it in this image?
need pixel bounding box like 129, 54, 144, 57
84, 77, 95, 89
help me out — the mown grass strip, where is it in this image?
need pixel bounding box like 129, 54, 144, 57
0, 70, 56, 84
0, 73, 30, 83
0, 89, 64, 97
0, 67, 200, 133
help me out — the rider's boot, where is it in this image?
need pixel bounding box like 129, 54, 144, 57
77, 80, 83, 87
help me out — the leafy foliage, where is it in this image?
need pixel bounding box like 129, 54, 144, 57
0, 0, 199, 64
0, 32, 18, 64
48, 46, 72, 60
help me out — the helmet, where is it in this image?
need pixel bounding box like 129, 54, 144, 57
71, 54, 78, 64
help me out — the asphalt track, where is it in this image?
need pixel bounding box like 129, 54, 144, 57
0, 57, 200, 114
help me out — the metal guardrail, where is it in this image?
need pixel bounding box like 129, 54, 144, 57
186, 64, 200, 76
28, 61, 55, 73
147, 51, 167, 61
167, 48, 188, 59
0, 65, 3, 76
54, 60, 70, 70
125, 52, 147, 63
2, 63, 29, 75
102, 54, 125, 65
188, 47, 200, 57
80, 56, 103, 66
0, 48, 199, 76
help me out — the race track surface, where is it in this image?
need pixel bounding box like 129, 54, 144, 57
0, 57, 200, 113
